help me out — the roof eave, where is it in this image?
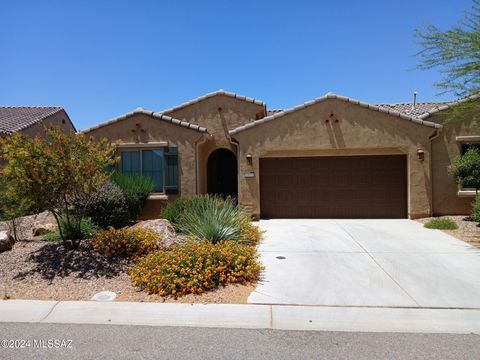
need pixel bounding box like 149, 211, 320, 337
161, 89, 265, 114
229, 92, 443, 136
81, 108, 209, 134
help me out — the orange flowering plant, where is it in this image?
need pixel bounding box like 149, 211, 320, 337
90, 227, 161, 259
0, 125, 117, 248
237, 216, 264, 245
130, 239, 263, 297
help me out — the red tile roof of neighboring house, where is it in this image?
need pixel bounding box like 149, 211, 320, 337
0, 106, 64, 135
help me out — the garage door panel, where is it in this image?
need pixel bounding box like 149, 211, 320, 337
260, 155, 407, 218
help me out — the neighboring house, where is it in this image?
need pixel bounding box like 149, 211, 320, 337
0, 106, 76, 167
83, 90, 480, 219
0, 106, 75, 137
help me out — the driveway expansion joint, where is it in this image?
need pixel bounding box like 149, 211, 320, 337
333, 220, 422, 307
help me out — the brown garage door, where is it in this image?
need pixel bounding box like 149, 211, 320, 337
260, 155, 407, 218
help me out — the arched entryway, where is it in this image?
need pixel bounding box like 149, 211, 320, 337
207, 148, 238, 200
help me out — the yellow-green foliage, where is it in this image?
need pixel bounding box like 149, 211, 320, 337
130, 240, 263, 297
0, 125, 117, 247
91, 227, 160, 258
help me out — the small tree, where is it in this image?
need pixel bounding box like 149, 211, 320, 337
0, 176, 32, 241
448, 148, 480, 194
0, 125, 117, 248
415, 0, 480, 123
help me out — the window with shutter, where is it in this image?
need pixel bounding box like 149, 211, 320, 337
119, 147, 178, 194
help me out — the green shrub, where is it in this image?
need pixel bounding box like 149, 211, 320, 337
90, 227, 160, 258
82, 181, 130, 229
449, 148, 480, 190
161, 196, 213, 231
473, 195, 480, 222
44, 215, 98, 241
176, 196, 246, 244
160, 196, 188, 230
110, 173, 154, 219
424, 218, 458, 230
163, 195, 263, 244
130, 240, 263, 297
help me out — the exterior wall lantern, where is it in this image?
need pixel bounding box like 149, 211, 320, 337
417, 147, 425, 161
246, 153, 253, 165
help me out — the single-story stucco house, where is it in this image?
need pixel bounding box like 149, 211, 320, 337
82, 90, 480, 219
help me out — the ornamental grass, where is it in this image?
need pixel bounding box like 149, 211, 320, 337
162, 195, 263, 245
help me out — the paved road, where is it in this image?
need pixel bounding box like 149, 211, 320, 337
0, 323, 479, 359
249, 219, 480, 307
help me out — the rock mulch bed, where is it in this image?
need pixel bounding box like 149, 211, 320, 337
416, 215, 480, 248
0, 238, 254, 303
0, 211, 57, 240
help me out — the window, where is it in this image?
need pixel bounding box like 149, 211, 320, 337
120, 147, 178, 194
457, 142, 480, 195
460, 143, 480, 155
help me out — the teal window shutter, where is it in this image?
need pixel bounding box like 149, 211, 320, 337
165, 147, 179, 194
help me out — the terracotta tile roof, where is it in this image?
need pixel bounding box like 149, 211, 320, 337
375, 102, 447, 118
376, 93, 480, 119
229, 92, 443, 135
0, 106, 64, 135
161, 89, 265, 114
81, 107, 209, 134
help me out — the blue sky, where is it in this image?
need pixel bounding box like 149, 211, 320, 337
0, 0, 473, 130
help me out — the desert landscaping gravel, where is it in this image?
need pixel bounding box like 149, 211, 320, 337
0, 238, 254, 303
416, 215, 480, 248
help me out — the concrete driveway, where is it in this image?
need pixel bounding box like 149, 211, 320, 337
248, 219, 480, 308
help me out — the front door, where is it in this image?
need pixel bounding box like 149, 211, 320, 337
207, 148, 238, 200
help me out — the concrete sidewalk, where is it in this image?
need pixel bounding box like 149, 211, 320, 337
1, 300, 480, 334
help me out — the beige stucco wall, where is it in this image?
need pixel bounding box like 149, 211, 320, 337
164, 94, 265, 136
232, 99, 437, 219
430, 113, 480, 215
165, 94, 261, 194
84, 113, 205, 200
20, 110, 75, 137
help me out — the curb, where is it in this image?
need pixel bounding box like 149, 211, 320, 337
1, 300, 480, 334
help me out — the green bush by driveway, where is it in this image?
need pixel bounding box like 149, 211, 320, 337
424, 218, 458, 230
473, 195, 480, 222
